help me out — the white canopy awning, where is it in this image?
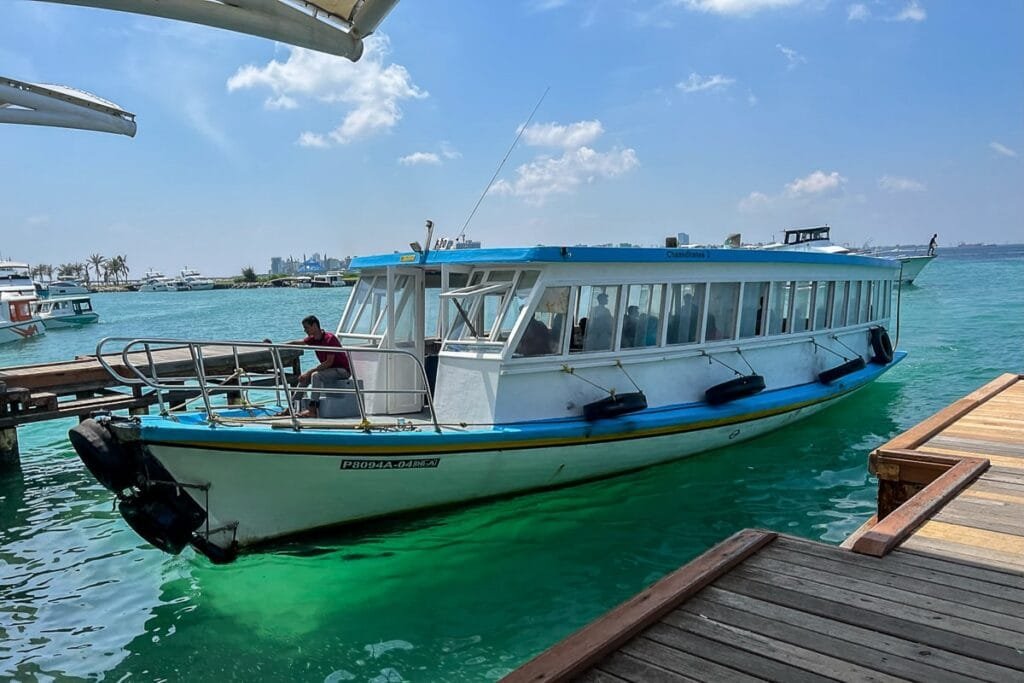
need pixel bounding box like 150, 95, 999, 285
33, 0, 400, 61
0, 76, 137, 136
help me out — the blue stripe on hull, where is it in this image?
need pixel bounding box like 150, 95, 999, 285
138, 352, 905, 455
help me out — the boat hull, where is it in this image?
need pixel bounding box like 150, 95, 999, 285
40, 313, 99, 328
898, 255, 935, 284
104, 355, 902, 556
0, 319, 44, 343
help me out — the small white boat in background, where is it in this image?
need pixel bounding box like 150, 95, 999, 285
179, 267, 215, 291
0, 261, 44, 343
291, 276, 313, 289
49, 280, 90, 296
311, 271, 350, 288
138, 269, 177, 292
32, 296, 99, 328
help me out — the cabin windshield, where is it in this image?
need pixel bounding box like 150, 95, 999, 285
441, 269, 540, 349
339, 272, 422, 347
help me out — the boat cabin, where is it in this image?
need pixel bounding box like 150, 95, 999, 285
784, 225, 831, 245
341, 246, 898, 425
33, 296, 94, 317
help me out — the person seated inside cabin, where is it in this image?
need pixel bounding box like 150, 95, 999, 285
621, 305, 641, 348
584, 293, 613, 351
668, 293, 700, 344
571, 317, 587, 351
643, 313, 659, 346
516, 315, 555, 357
265, 314, 350, 418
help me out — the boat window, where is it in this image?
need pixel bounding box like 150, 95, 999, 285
354, 277, 388, 337
739, 282, 768, 338
859, 281, 872, 323
496, 270, 540, 341
767, 281, 792, 335
791, 281, 813, 333
846, 280, 861, 325
514, 286, 569, 357
442, 280, 514, 342
882, 280, 891, 319
570, 285, 620, 353
812, 281, 831, 330
392, 275, 417, 344
666, 283, 706, 345
621, 284, 662, 349
832, 281, 848, 327
707, 282, 740, 341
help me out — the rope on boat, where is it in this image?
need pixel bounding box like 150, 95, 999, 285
810, 338, 851, 361
701, 350, 744, 377
830, 334, 861, 359
614, 360, 644, 394
561, 364, 616, 396
734, 348, 758, 375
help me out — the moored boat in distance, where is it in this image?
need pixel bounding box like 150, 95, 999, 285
32, 295, 99, 328
48, 280, 90, 296
0, 261, 45, 343
179, 267, 215, 291
70, 226, 904, 562
311, 271, 351, 287
137, 268, 177, 292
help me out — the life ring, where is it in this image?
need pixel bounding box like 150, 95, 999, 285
68, 419, 136, 492
870, 327, 894, 365
818, 357, 866, 384
583, 391, 648, 421
705, 374, 766, 406
118, 489, 207, 555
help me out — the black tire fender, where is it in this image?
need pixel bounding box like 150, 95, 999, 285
68, 419, 136, 492
705, 374, 766, 406
870, 327, 894, 365
818, 357, 866, 384
583, 392, 648, 421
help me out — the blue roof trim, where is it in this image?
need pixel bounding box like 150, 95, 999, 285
350, 246, 898, 270
136, 351, 905, 449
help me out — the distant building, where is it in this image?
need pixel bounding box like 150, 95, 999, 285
677, 232, 690, 246
270, 256, 284, 275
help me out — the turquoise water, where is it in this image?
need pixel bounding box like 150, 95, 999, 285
2, 250, 1023, 681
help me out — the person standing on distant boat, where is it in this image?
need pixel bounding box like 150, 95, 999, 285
928, 233, 938, 256
266, 315, 350, 417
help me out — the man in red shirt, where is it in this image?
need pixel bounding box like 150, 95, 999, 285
270, 315, 350, 417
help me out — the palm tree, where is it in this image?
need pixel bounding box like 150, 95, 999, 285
88, 254, 106, 284
58, 263, 76, 280
117, 254, 129, 283
42, 264, 53, 282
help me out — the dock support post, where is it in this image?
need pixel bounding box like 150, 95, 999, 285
225, 377, 242, 406
0, 427, 19, 470
129, 386, 149, 416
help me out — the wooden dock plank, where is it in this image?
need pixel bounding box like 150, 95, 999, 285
643, 622, 832, 683
757, 540, 1024, 617
618, 637, 761, 683
933, 498, 1024, 536
717, 566, 1024, 667
741, 553, 1024, 634
591, 651, 695, 682
689, 586, 1022, 683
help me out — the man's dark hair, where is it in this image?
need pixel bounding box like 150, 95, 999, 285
302, 315, 321, 328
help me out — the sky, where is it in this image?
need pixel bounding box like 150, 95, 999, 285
1, 0, 1022, 277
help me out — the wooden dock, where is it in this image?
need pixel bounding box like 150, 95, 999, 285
506, 373, 1024, 682
0, 345, 300, 465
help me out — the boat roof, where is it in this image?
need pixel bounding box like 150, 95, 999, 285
350, 245, 897, 270
0, 76, 136, 137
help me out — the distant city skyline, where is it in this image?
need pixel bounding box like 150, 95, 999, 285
1, 1, 1021, 274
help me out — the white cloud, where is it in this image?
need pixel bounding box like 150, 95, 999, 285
521, 120, 604, 148
847, 3, 870, 21
776, 44, 807, 70
677, 73, 736, 93
879, 175, 926, 192
892, 1, 926, 22
738, 191, 771, 212
747, 91, 759, 106
490, 120, 639, 205
529, 0, 570, 10
440, 141, 462, 160
297, 132, 329, 148
674, 0, 806, 17
990, 141, 1018, 158
398, 152, 441, 166
227, 35, 427, 146
786, 170, 846, 196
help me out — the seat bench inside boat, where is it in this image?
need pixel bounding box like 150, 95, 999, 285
297, 378, 363, 419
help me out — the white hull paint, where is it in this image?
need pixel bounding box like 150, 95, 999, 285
153, 394, 842, 548
40, 313, 99, 328
898, 255, 935, 284
0, 319, 44, 343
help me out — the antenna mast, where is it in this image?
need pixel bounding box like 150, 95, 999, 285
457, 86, 550, 239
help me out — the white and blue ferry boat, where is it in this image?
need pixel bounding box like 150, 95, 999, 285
70, 226, 903, 562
